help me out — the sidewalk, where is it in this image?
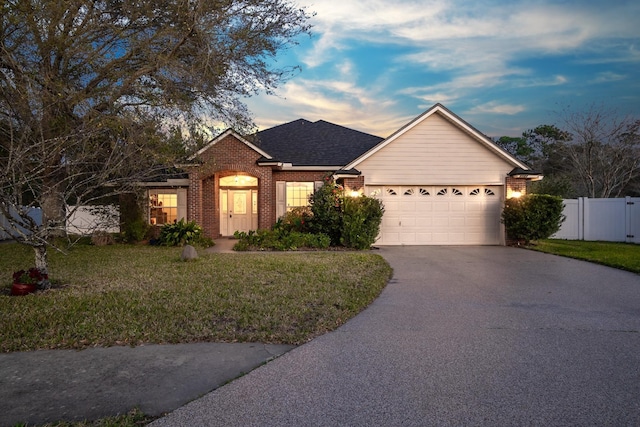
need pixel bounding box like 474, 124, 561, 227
0, 342, 293, 426
206, 237, 237, 253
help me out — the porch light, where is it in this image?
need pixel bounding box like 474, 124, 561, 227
509, 191, 522, 199
349, 190, 361, 197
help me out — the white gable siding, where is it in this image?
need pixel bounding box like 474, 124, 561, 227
357, 113, 514, 185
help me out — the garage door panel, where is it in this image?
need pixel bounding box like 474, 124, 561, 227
399, 232, 416, 243
399, 202, 416, 212
384, 200, 400, 210
466, 201, 486, 212
415, 233, 433, 243
433, 203, 450, 212
382, 214, 400, 227
449, 217, 466, 227
414, 201, 433, 212
400, 217, 416, 227
450, 202, 466, 212
432, 217, 450, 227
374, 185, 502, 245
465, 217, 488, 227
381, 232, 400, 243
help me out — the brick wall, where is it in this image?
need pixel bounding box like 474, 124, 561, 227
506, 176, 528, 199
340, 176, 365, 194
186, 133, 343, 238
188, 134, 272, 238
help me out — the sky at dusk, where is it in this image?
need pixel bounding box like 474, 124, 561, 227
244, 0, 640, 138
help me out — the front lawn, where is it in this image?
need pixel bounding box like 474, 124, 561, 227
0, 243, 392, 353
529, 239, 640, 273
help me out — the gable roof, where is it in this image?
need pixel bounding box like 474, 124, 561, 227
254, 119, 384, 166
344, 103, 530, 171
189, 129, 272, 161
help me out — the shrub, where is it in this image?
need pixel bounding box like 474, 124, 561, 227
309, 177, 344, 246
274, 206, 312, 233
502, 194, 565, 244
234, 176, 385, 251
158, 219, 203, 246
233, 229, 330, 251
122, 218, 149, 243
119, 192, 149, 243
341, 196, 385, 249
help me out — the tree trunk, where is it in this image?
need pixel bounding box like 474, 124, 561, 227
34, 244, 48, 273
34, 244, 51, 290
41, 178, 67, 238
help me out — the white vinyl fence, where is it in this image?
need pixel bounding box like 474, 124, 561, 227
66, 205, 120, 234
553, 197, 640, 244
1, 205, 119, 240
0, 207, 42, 240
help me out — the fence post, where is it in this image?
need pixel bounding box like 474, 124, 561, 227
578, 197, 584, 240
626, 196, 634, 243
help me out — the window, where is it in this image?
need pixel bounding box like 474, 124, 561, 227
149, 192, 178, 225
286, 182, 314, 210
219, 175, 258, 187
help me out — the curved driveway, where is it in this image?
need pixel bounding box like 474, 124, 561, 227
153, 246, 640, 426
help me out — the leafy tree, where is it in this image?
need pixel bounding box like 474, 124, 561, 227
496, 106, 640, 198
495, 124, 571, 174
0, 0, 311, 273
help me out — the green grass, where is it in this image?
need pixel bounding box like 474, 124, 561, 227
0, 243, 392, 353
12, 408, 154, 426
529, 239, 640, 273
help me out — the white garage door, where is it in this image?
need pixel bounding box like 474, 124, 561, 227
369, 185, 503, 245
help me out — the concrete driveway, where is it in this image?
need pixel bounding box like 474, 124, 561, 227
152, 246, 640, 426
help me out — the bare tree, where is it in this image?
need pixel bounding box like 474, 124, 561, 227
0, 0, 311, 275
561, 105, 640, 198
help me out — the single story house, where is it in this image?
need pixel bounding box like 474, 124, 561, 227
142, 103, 541, 245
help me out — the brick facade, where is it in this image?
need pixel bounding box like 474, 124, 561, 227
341, 176, 365, 194
186, 134, 336, 238
506, 176, 528, 199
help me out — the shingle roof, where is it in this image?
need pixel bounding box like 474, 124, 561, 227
253, 119, 383, 166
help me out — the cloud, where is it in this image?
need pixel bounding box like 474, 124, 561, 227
300, 0, 639, 72
590, 72, 627, 84
243, 0, 639, 138
398, 68, 528, 106
247, 76, 407, 136
466, 102, 527, 116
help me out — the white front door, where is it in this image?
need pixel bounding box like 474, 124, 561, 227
220, 189, 258, 236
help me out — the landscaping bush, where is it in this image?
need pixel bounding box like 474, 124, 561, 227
502, 194, 565, 244
233, 229, 330, 251
158, 219, 204, 246
274, 206, 312, 233
119, 192, 149, 243
234, 177, 385, 251
341, 196, 385, 249
309, 177, 344, 246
